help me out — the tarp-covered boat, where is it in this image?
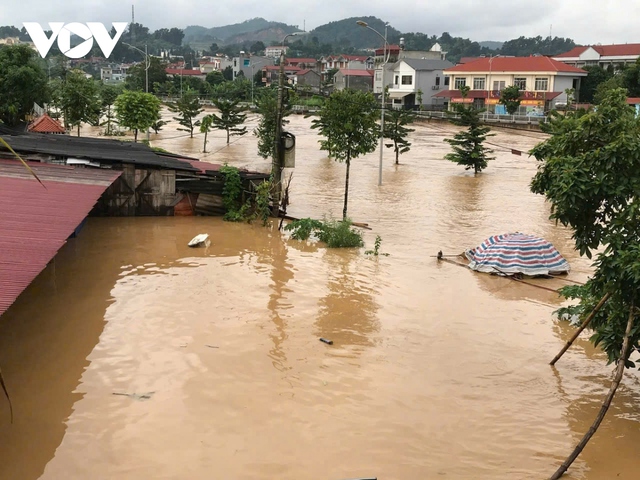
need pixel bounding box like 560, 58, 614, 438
465, 232, 570, 276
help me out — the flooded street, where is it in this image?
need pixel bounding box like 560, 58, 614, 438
1, 114, 639, 479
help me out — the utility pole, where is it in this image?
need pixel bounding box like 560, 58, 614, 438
271, 48, 286, 217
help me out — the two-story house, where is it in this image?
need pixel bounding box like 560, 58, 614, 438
265, 45, 289, 58
232, 55, 275, 80
553, 44, 640, 70
261, 65, 301, 87
387, 59, 454, 109
286, 57, 318, 70
374, 43, 448, 94
319, 55, 373, 82
434, 56, 587, 113
333, 69, 374, 92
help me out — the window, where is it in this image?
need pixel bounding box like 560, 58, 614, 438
375, 71, 382, 81
473, 77, 485, 90
243, 59, 250, 66
401, 75, 412, 85
454, 77, 466, 88
395, 75, 399, 85
535, 77, 548, 91
435, 76, 440, 86
514, 77, 527, 89
492, 80, 506, 90
444, 76, 450, 86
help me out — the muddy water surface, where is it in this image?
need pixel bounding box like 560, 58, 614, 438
0, 115, 639, 480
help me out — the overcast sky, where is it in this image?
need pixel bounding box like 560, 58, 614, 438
2, 0, 638, 45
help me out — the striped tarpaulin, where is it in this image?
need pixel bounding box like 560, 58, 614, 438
465, 232, 571, 276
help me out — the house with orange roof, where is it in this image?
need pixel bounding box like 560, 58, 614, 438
27, 114, 66, 135
553, 44, 640, 69
434, 56, 587, 113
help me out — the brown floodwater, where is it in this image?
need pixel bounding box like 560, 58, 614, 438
0, 113, 639, 480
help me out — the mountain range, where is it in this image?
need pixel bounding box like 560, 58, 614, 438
184, 16, 504, 51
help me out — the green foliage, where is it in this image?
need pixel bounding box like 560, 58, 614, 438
212, 78, 252, 101
285, 218, 364, 248
499, 85, 521, 114
54, 70, 101, 136
210, 98, 247, 144
220, 163, 271, 224
621, 59, 640, 97
151, 119, 167, 134
579, 66, 613, 104
254, 179, 272, 226
114, 90, 161, 142
416, 89, 424, 110
444, 88, 495, 174
0, 44, 49, 126
311, 89, 379, 220
124, 57, 169, 94
200, 114, 214, 152
100, 84, 122, 136
168, 88, 204, 137
365, 235, 389, 256
384, 109, 415, 164
530, 88, 640, 365
499, 35, 575, 57
593, 75, 625, 104
222, 66, 233, 81
254, 87, 290, 160
206, 70, 225, 87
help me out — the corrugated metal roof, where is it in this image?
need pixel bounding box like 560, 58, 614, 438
0, 159, 122, 318
0, 126, 199, 172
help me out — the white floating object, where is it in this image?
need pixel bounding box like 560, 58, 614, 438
188, 233, 210, 248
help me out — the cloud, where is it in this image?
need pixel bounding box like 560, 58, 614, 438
5, 0, 638, 45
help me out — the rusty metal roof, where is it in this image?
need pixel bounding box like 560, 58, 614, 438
0, 159, 122, 317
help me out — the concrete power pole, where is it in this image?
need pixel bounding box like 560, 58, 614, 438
271, 49, 286, 217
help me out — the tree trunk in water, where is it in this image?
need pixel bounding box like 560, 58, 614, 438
395, 145, 399, 165
343, 154, 351, 221
203, 131, 208, 153
134, 129, 138, 143
549, 299, 635, 480
77, 124, 80, 137
227, 128, 230, 144
550, 292, 611, 366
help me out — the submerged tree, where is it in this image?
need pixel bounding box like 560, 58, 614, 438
199, 114, 214, 153
444, 86, 494, 174
210, 98, 247, 144
530, 88, 640, 479
254, 88, 290, 161
56, 70, 101, 136
499, 85, 521, 114
384, 109, 415, 164
100, 84, 122, 136
168, 88, 203, 137
114, 90, 161, 142
311, 89, 379, 220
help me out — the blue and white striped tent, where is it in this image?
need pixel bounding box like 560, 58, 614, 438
465, 233, 571, 276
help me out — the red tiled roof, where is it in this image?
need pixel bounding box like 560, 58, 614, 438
556, 44, 640, 58
286, 57, 316, 64
375, 45, 401, 55
433, 89, 561, 100
459, 57, 482, 64
166, 68, 204, 75
627, 97, 640, 105
341, 54, 368, 61
263, 65, 301, 71
27, 114, 66, 134
445, 56, 587, 73
296, 69, 319, 76
340, 69, 374, 76
0, 159, 121, 317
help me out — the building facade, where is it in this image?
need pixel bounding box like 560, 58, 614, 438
387, 59, 454, 109
553, 44, 640, 69
333, 69, 374, 92
435, 56, 587, 113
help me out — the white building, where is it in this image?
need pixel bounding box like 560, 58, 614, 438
387, 59, 454, 109
265, 45, 289, 58
553, 44, 640, 69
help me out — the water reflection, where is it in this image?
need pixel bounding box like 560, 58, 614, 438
315, 251, 379, 349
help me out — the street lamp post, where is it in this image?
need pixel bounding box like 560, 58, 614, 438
124, 42, 151, 142
272, 31, 308, 216
357, 20, 389, 187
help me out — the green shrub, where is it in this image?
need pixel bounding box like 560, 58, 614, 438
284, 217, 363, 248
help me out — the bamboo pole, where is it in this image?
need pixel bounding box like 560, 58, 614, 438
0, 366, 13, 424
492, 267, 560, 294
550, 292, 611, 366
549, 298, 635, 480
